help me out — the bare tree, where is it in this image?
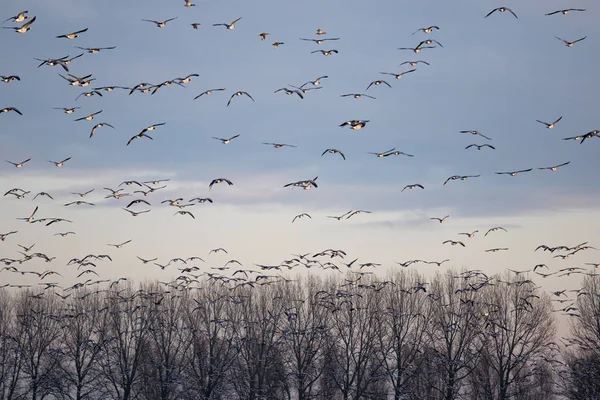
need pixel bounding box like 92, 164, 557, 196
183, 284, 240, 399
561, 274, 600, 399
321, 277, 383, 400
279, 276, 329, 400
231, 284, 287, 400
99, 286, 152, 400
12, 290, 62, 400
425, 270, 486, 400
375, 271, 432, 400
138, 285, 192, 400
52, 289, 107, 400
0, 289, 23, 400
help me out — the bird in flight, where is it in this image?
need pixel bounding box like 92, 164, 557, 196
431, 215, 450, 223
6, 158, 31, 168
366, 80, 391, 91
321, 149, 346, 160
74, 110, 102, 122
262, 142, 297, 149
538, 161, 570, 171
227, 91, 254, 106
213, 134, 240, 144
76, 46, 116, 54
213, 17, 242, 30
143, 17, 178, 28
292, 213, 311, 223
555, 36, 586, 47
3, 11, 29, 24
194, 88, 226, 99
460, 130, 492, 140
274, 88, 304, 99
340, 120, 369, 130
0, 107, 22, 115
536, 116, 562, 129
3, 16, 36, 34
56, 28, 88, 40
413, 26, 439, 35
89, 122, 115, 138
340, 93, 376, 100
48, 157, 71, 167
311, 49, 338, 56
402, 184, 424, 192
485, 227, 507, 236
209, 178, 233, 190
545, 9, 586, 16
485, 7, 518, 19
466, 144, 495, 150
495, 168, 532, 176
107, 240, 132, 248
379, 70, 416, 80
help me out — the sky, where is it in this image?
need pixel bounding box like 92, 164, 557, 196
0, 0, 598, 327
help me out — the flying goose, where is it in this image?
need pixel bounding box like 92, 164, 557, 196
340, 93, 376, 99
555, 36, 586, 47
75, 46, 116, 54
485, 227, 507, 236
321, 149, 346, 160
213, 134, 240, 144
126, 199, 151, 208
402, 184, 424, 192
443, 240, 465, 247
107, 240, 132, 248
262, 142, 297, 148
413, 26, 439, 35
379, 69, 416, 79
460, 130, 492, 140
538, 161, 570, 171
3, 16, 36, 33
485, 7, 518, 19
536, 116, 562, 128
300, 37, 340, 45
346, 210, 372, 219
1, 75, 20, 83
227, 91, 254, 106
340, 120, 369, 130
400, 60, 430, 67
431, 215, 450, 223
274, 88, 304, 98
174, 211, 195, 219
368, 148, 396, 157
366, 80, 391, 91
259, 32, 270, 40
459, 231, 479, 238
56, 28, 88, 39
546, 9, 586, 16
6, 158, 31, 168
142, 17, 178, 28
213, 17, 242, 30
3, 11, 29, 23
292, 213, 311, 223
0, 107, 22, 115
74, 110, 102, 122
48, 157, 71, 167
209, 178, 233, 190
495, 168, 532, 176
466, 144, 495, 150
194, 88, 226, 99
311, 49, 338, 56
89, 122, 114, 138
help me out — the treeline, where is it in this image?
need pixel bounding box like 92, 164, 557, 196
0, 270, 598, 400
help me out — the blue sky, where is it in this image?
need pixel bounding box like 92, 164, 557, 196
1, 0, 598, 318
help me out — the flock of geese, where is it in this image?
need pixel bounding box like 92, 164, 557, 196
0, 3, 598, 331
